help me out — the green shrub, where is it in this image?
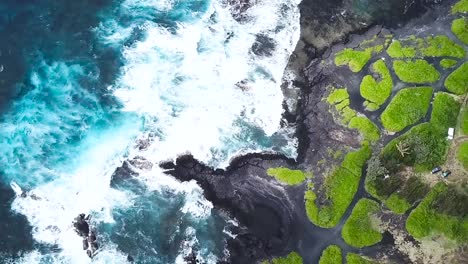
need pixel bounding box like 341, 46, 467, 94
458, 142, 468, 169
385, 193, 411, 214
266, 167, 306, 185
342, 198, 382, 248
445, 62, 468, 95
264, 252, 303, 264
360, 59, 393, 109
452, 0, 468, 14
381, 87, 433, 132
348, 116, 380, 142
346, 253, 378, 264
406, 183, 468, 242
452, 18, 468, 44
305, 144, 372, 228
319, 245, 342, 264
440, 59, 458, 69
393, 60, 440, 83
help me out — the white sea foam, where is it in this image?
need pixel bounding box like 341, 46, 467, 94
6, 0, 302, 262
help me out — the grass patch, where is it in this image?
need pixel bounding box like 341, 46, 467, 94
385, 193, 411, 214
393, 60, 440, 83
305, 144, 372, 228
387, 36, 465, 59
379, 93, 460, 172
423, 35, 466, 58
267, 167, 306, 185
335, 45, 383, 72
327, 88, 379, 142
346, 253, 378, 264
458, 142, 468, 169
381, 87, 433, 132
452, 0, 468, 14
342, 198, 382, 248
387, 40, 416, 58
431, 92, 461, 130
440, 59, 458, 69
263, 252, 303, 264
406, 183, 468, 242
348, 116, 380, 142
445, 62, 468, 95
360, 59, 393, 109
319, 245, 342, 264
452, 18, 468, 44
462, 108, 468, 135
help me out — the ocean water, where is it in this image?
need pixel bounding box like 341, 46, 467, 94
0, 0, 301, 263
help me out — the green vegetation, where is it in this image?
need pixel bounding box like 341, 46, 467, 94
360, 59, 393, 110
431, 93, 461, 130
335, 45, 383, 72
305, 144, 371, 228
452, 0, 468, 14
462, 108, 468, 135
348, 116, 380, 142
319, 245, 342, 264
387, 36, 465, 59
445, 62, 468, 95
381, 87, 433, 132
342, 198, 382, 248
346, 253, 378, 264
458, 142, 468, 169
385, 193, 411, 214
393, 60, 440, 83
452, 18, 468, 44
387, 40, 416, 58
267, 167, 306, 185
263, 252, 303, 264
440, 59, 458, 69
406, 183, 468, 242
327, 88, 349, 104
327, 88, 379, 142
423, 35, 465, 58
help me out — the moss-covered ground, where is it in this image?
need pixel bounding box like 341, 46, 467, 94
393, 60, 440, 83
346, 253, 378, 264
263, 252, 303, 264
380, 87, 433, 132
318, 245, 342, 264
462, 108, 468, 135
327, 88, 380, 142
387, 36, 465, 59
452, 18, 468, 44
342, 198, 382, 248
334, 45, 383, 73
305, 144, 371, 228
458, 142, 468, 169
267, 167, 306, 185
452, 0, 468, 14
360, 59, 393, 110
406, 183, 468, 242
440, 59, 458, 69
445, 62, 468, 95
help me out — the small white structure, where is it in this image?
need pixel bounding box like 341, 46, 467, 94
447, 127, 454, 140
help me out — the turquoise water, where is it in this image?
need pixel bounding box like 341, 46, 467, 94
0, 0, 301, 262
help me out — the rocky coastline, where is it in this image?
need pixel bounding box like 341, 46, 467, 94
115, 0, 458, 263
